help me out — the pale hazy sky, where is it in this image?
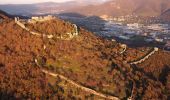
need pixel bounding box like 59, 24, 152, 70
0, 0, 74, 4
0, 0, 109, 4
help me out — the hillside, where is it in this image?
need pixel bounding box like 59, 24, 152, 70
67, 0, 170, 17
137, 51, 170, 99
161, 9, 170, 21
0, 1, 104, 16
0, 9, 27, 20
0, 13, 170, 99
0, 9, 10, 19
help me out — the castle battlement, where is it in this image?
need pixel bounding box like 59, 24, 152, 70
130, 47, 159, 65
28, 15, 55, 23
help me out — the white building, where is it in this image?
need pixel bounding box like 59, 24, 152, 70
118, 35, 130, 40
147, 24, 169, 31
127, 23, 142, 29
155, 38, 163, 42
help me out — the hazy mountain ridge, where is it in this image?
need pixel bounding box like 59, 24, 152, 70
0, 1, 105, 16
68, 0, 170, 17
0, 0, 170, 19
161, 9, 170, 21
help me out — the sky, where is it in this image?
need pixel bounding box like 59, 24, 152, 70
0, 0, 109, 4
0, 0, 74, 4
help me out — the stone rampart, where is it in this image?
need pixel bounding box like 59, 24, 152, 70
15, 17, 79, 40
130, 47, 158, 65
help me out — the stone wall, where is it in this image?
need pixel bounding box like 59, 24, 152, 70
14, 17, 79, 40
120, 44, 127, 54
130, 47, 159, 65
42, 69, 120, 100
28, 15, 55, 24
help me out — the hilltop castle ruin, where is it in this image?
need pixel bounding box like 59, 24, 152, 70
14, 15, 79, 40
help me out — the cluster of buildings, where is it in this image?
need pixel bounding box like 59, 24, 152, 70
58, 14, 170, 50
100, 15, 134, 22
98, 17, 170, 50
100, 14, 142, 23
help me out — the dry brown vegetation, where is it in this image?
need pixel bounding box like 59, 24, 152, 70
26, 19, 75, 36
0, 20, 51, 99
0, 17, 170, 100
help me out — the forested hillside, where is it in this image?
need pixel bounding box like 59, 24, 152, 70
0, 11, 170, 99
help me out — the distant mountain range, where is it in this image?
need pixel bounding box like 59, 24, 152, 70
0, 0, 106, 16
161, 9, 170, 21
68, 0, 170, 17
0, 0, 170, 20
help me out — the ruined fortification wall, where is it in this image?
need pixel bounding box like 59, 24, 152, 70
14, 17, 79, 40
120, 44, 127, 54
130, 47, 159, 65
42, 69, 120, 100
